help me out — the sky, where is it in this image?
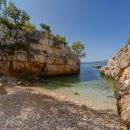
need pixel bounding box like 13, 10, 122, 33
14, 0, 130, 62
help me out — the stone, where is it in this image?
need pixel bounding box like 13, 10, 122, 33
0, 82, 7, 94
81, 104, 87, 110
101, 44, 130, 82
16, 81, 23, 86
101, 43, 130, 129
60, 96, 67, 100
0, 82, 3, 87
0, 24, 80, 77
74, 92, 80, 96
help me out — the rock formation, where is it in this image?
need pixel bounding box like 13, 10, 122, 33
0, 24, 80, 77
101, 43, 130, 128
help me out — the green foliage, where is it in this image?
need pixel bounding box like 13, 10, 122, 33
0, 1, 85, 57
124, 37, 130, 48
71, 41, 86, 58
127, 38, 130, 45
0, 0, 7, 18
21, 22, 36, 32
0, 17, 16, 29
54, 34, 68, 46
40, 23, 51, 33
0, 0, 30, 27
7, 1, 20, 24
2, 0, 7, 18
6, 1, 30, 30
20, 10, 30, 25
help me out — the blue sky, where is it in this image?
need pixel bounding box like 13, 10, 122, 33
15, 0, 130, 61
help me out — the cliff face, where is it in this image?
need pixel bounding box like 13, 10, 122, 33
0, 24, 80, 77
101, 44, 130, 85
101, 44, 130, 128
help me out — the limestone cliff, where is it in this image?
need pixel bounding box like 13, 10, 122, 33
101, 43, 130, 128
0, 24, 80, 77
101, 44, 130, 85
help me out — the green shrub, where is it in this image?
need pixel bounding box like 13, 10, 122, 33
0, 17, 16, 30
21, 22, 36, 32
127, 38, 130, 45
40, 23, 51, 33
53, 34, 68, 46
71, 41, 86, 58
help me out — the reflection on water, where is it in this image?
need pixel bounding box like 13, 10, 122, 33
31, 61, 118, 111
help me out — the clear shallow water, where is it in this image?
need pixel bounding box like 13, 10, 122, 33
33, 61, 118, 111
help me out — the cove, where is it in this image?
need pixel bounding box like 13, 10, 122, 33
32, 61, 118, 112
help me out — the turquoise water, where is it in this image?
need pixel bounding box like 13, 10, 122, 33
34, 61, 118, 111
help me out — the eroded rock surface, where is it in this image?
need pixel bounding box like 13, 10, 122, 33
0, 24, 80, 77
101, 43, 130, 128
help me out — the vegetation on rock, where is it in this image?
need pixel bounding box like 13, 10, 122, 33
0, 0, 85, 59
0, 0, 7, 18
40, 23, 51, 33
71, 41, 86, 58
127, 37, 130, 45
101, 39, 130, 129
21, 21, 36, 32
53, 34, 68, 46
0, 0, 34, 32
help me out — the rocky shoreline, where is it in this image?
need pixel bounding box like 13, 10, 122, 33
101, 43, 130, 129
0, 76, 127, 130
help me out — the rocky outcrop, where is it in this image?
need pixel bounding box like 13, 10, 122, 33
0, 24, 80, 77
101, 43, 130, 128
101, 44, 130, 83
115, 86, 130, 128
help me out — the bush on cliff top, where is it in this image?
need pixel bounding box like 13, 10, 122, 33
40, 23, 51, 33
7, 1, 30, 27
127, 38, 130, 45
71, 41, 86, 58
0, 0, 7, 18
0, 1, 35, 33
125, 38, 130, 48
0, 0, 85, 58
53, 34, 68, 46
0, 17, 17, 30
40, 23, 68, 47
21, 22, 36, 33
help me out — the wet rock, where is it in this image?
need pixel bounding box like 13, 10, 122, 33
74, 92, 80, 96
